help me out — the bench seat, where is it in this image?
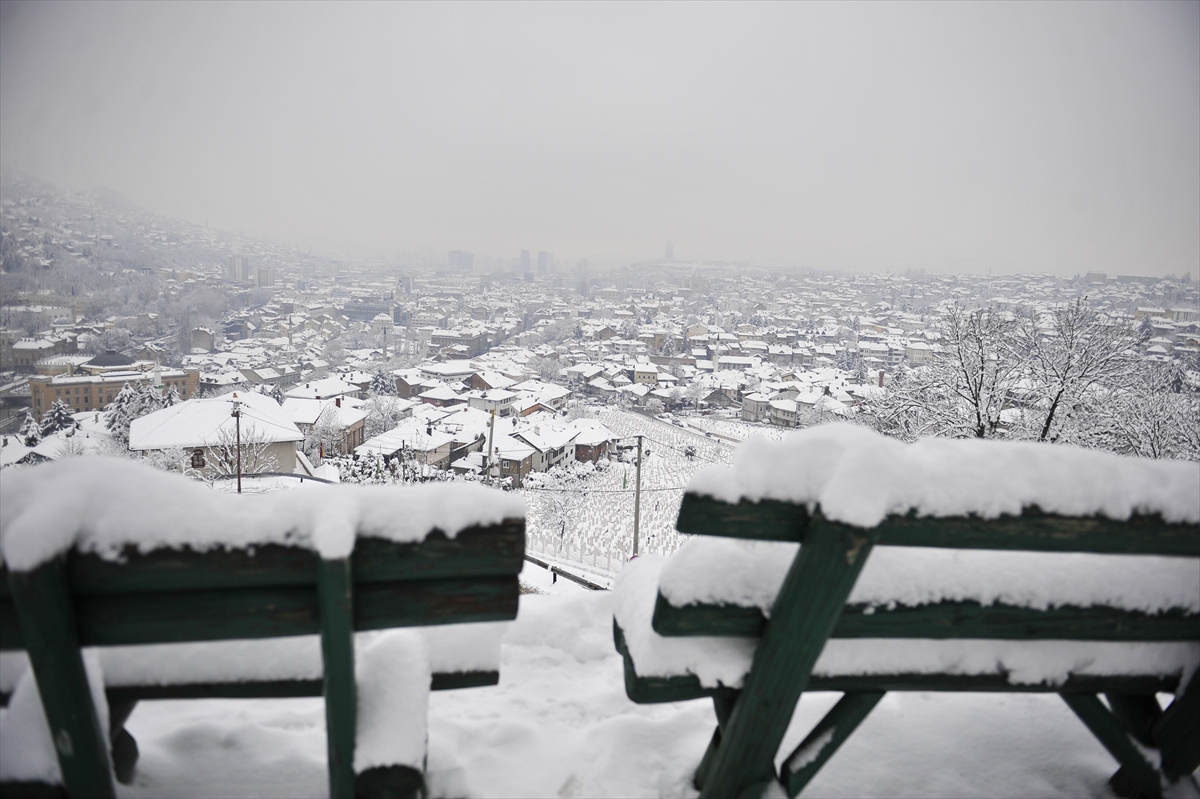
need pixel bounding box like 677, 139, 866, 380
0, 622, 507, 703
615, 556, 1200, 704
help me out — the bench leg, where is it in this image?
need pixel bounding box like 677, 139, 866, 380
1061, 694, 1162, 799
1152, 672, 1200, 784
699, 518, 880, 799
782, 691, 886, 798
694, 690, 740, 791
318, 557, 357, 799
108, 698, 140, 785
1105, 694, 1161, 747
8, 559, 116, 799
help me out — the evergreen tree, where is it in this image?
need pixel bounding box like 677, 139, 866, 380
105, 382, 140, 442
40, 399, 78, 436
370, 369, 397, 396
18, 409, 41, 446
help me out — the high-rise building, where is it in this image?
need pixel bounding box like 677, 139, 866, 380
449, 250, 474, 271
257, 266, 274, 288
227, 254, 251, 283
537, 251, 548, 274
666, 241, 674, 261
521, 250, 532, 273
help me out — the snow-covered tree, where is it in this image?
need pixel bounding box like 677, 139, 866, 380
40, 400, 79, 436
18, 409, 41, 446
370, 369, 397, 396
868, 303, 1022, 440
206, 423, 280, 477
362, 395, 405, 439
304, 404, 346, 463
1013, 299, 1140, 442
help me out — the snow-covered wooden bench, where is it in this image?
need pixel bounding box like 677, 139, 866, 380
612, 425, 1200, 799
0, 458, 525, 799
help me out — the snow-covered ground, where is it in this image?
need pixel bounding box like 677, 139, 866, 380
101, 560, 1190, 798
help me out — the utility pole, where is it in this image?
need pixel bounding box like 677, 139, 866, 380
632, 435, 643, 557
231, 393, 243, 494
485, 409, 497, 482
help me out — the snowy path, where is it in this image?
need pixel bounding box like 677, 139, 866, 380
109, 561, 1159, 799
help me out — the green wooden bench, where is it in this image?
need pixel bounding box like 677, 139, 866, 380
613, 493, 1200, 799
0, 518, 525, 799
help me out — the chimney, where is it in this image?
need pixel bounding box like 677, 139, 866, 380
335, 397, 341, 407
878, 370, 885, 388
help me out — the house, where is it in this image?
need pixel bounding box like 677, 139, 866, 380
512, 424, 579, 472
741, 392, 772, 423
284, 376, 362, 401
129, 392, 304, 475
768, 398, 799, 427
490, 433, 536, 487
282, 397, 368, 456
509, 380, 571, 411
568, 419, 614, 463
466, 388, 519, 418
419, 385, 466, 409
354, 417, 456, 469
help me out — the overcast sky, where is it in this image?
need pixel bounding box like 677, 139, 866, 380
2, 1, 1197, 276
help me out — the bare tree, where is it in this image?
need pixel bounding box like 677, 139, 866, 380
304, 404, 346, 463
1015, 298, 1141, 442
1071, 363, 1200, 461
869, 303, 1023, 439
206, 423, 280, 477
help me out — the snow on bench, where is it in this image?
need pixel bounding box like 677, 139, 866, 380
0, 456, 524, 570
617, 556, 1200, 691
613, 424, 1200, 799
0, 457, 526, 799
687, 423, 1199, 528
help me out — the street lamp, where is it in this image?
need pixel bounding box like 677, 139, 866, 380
231, 393, 242, 494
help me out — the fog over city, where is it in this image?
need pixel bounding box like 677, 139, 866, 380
2, 1, 1197, 275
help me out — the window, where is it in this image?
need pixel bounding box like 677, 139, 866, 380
190, 449, 206, 469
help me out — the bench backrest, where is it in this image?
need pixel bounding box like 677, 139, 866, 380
1, 519, 525, 650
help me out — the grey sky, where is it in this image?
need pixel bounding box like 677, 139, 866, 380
2, 1, 1197, 276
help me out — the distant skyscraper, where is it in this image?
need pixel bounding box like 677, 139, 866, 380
537, 251, 548, 274
521, 250, 532, 273
666, 241, 674, 261
449, 250, 474, 271
256, 266, 274, 288
228, 254, 251, 282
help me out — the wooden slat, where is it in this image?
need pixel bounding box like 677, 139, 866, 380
676, 494, 809, 541
318, 558, 356, 799
700, 517, 880, 799
75, 585, 320, 646
356, 576, 520, 630
783, 691, 885, 798
877, 510, 1200, 556
7, 559, 116, 799
614, 621, 1184, 704
652, 593, 1200, 641
60, 523, 525, 596
101, 671, 498, 706
675, 493, 1200, 556
7, 577, 520, 649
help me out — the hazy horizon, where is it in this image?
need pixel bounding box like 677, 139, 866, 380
2, 1, 1197, 278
